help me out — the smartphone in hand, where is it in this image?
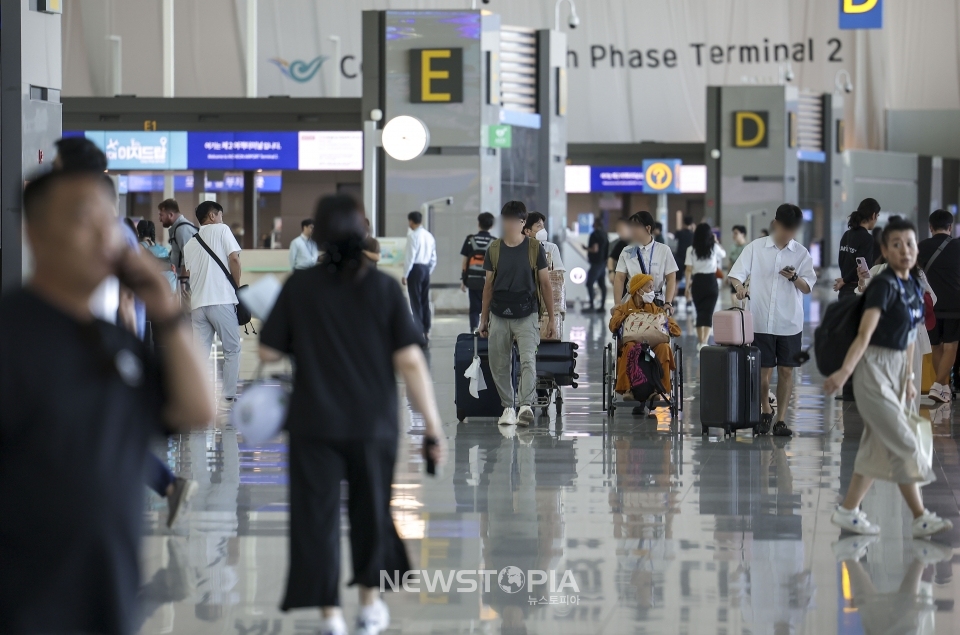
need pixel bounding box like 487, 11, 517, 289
856, 257, 871, 278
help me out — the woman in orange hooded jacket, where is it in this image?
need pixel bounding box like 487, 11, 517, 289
609, 273, 682, 398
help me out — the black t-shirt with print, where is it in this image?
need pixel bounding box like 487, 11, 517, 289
260, 266, 424, 440
0, 290, 166, 635
863, 268, 924, 351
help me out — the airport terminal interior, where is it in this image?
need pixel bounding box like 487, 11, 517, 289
4, 1, 960, 635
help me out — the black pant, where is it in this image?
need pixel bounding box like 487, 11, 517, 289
468, 288, 483, 331
586, 263, 607, 308
691, 273, 720, 328
282, 436, 410, 609
407, 264, 432, 334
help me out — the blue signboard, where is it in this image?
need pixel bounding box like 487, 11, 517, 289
839, 0, 882, 30
187, 131, 299, 170
120, 173, 282, 193
86, 131, 188, 170
590, 166, 645, 192
641, 159, 682, 194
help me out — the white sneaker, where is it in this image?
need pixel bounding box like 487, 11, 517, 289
319, 614, 348, 635
218, 396, 236, 411
517, 405, 534, 426
928, 383, 946, 403
912, 510, 954, 538
941, 387, 953, 403
831, 506, 880, 535
911, 539, 954, 564
498, 407, 518, 426
356, 599, 390, 635
831, 534, 878, 562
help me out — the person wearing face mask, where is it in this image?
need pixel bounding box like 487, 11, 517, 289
523, 213, 565, 338
609, 273, 682, 415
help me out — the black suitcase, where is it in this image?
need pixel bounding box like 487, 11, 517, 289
455, 333, 517, 421
536, 341, 579, 388
699, 345, 761, 436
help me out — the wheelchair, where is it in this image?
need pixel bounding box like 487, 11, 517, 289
602, 330, 684, 419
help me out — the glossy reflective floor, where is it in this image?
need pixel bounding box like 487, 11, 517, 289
140, 305, 960, 635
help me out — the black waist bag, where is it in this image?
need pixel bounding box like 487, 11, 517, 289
491, 290, 535, 319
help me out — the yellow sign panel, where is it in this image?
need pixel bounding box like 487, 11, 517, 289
733, 111, 768, 148
844, 0, 879, 14
421, 50, 451, 102
410, 48, 464, 104
644, 162, 674, 191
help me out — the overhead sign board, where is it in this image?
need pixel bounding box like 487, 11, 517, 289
642, 159, 682, 194
409, 48, 464, 103
298, 131, 363, 170
85, 131, 188, 170
839, 0, 883, 30
188, 131, 299, 170
733, 111, 769, 148
566, 163, 701, 194
71, 130, 364, 171
591, 166, 645, 192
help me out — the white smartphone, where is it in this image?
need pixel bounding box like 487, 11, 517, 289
856, 257, 870, 277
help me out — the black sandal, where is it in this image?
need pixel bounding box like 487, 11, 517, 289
757, 412, 773, 435
772, 421, 793, 437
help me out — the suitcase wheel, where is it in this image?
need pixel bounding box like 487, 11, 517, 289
701, 425, 708, 436
457, 410, 466, 422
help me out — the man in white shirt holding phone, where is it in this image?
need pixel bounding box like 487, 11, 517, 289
728, 204, 817, 438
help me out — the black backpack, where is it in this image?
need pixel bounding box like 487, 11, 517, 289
814, 292, 868, 376
463, 233, 494, 291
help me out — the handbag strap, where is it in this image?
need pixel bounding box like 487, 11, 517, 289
193, 233, 239, 292
924, 236, 952, 273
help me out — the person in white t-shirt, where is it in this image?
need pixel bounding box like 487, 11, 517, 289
613, 211, 679, 314
684, 223, 726, 350
183, 201, 243, 408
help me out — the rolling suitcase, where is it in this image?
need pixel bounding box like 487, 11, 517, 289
536, 341, 579, 387
455, 333, 518, 422
699, 345, 761, 436
713, 303, 754, 346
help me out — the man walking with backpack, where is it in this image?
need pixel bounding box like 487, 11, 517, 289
182, 201, 243, 410
479, 201, 556, 427
158, 199, 198, 277
461, 212, 496, 331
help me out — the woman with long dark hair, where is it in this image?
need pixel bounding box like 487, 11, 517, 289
259, 195, 446, 635
824, 219, 951, 538
834, 198, 880, 298
684, 223, 725, 349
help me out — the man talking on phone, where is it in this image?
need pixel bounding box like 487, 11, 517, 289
728, 204, 817, 437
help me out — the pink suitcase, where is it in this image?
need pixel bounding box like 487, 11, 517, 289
713, 303, 754, 346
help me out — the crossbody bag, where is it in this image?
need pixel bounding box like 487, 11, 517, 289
192, 234, 255, 331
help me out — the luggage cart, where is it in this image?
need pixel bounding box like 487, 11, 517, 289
602, 335, 683, 419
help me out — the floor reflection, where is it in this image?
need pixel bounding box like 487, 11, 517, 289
136, 312, 960, 635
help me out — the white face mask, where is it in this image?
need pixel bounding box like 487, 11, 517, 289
535, 229, 548, 242
641, 291, 655, 303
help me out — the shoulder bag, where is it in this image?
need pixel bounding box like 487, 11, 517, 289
192, 233, 255, 331
922, 237, 951, 327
